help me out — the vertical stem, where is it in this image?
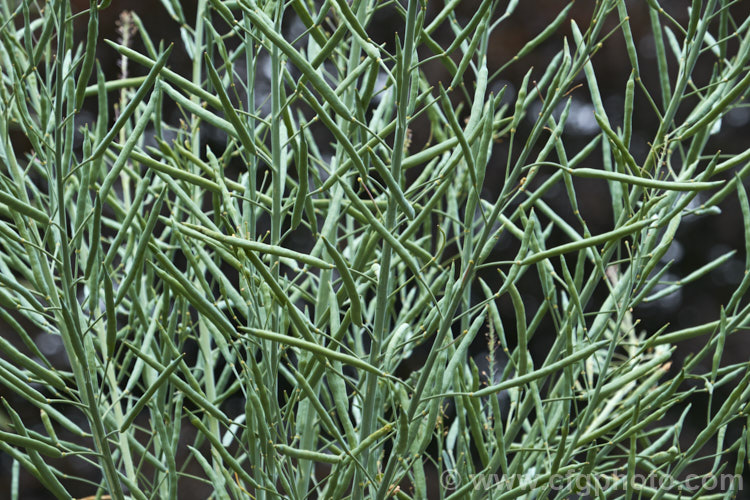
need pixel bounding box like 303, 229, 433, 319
243, 16, 257, 240
267, 1, 285, 496
356, 1, 418, 497
54, 1, 125, 497
191, 0, 207, 157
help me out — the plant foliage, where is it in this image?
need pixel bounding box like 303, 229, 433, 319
0, 0, 749, 498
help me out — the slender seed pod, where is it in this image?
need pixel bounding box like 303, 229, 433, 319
75, 1, 99, 111
104, 270, 117, 359
291, 135, 308, 229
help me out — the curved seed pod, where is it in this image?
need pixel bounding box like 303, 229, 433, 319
90, 44, 173, 162
0, 429, 62, 458
119, 355, 185, 433
114, 189, 166, 305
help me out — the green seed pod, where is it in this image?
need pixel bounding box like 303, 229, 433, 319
649, 446, 679, 465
